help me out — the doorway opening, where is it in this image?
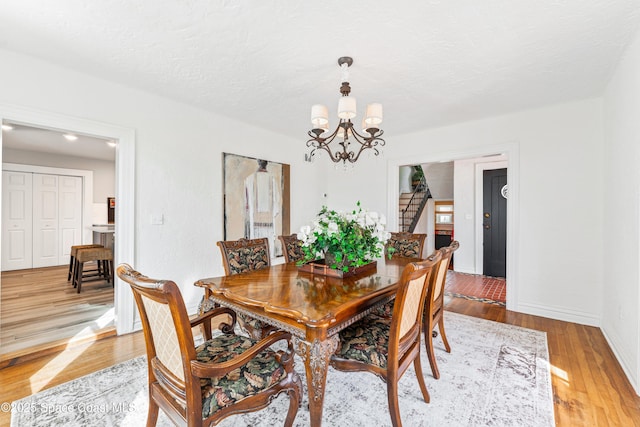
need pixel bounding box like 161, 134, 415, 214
390, 148, 516, 310
1, 123, 115, 357
0, 109, 135, 363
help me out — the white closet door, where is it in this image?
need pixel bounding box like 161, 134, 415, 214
32, 174, 59, 268
58, 175, 83, 264
1, 171, 33, 271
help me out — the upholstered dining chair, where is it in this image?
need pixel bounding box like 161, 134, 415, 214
370, 240, 459, 379
278, 234, 305, 263
330, 252, 441, 427
116, 264, 302, 427
217, 237, 271, 276
385, 232, 427, 258
423, 240, 459, 379
200, 238, 275, 339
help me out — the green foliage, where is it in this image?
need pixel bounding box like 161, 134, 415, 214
297, 202, 391, 272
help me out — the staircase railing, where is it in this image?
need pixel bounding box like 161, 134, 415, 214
400, 175, 431, 232
408, 183, 431, 232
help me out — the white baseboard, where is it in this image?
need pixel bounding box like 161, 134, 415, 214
601, 327, 640, 396
518, 302, 639, 397
516, 302, 601, 327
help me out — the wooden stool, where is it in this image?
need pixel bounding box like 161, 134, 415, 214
68, 244, 104, 281
73, 247, 113, 293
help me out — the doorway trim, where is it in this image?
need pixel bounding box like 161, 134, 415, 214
0, 103, 136, 335
386, 142, 519, 311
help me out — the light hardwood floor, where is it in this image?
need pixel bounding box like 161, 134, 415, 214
0, 289, 639, 426
1, 265, 115, 359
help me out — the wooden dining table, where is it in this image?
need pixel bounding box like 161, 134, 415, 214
194, 256, 416, 427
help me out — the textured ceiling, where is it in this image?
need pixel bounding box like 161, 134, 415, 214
1, 1, 640, 141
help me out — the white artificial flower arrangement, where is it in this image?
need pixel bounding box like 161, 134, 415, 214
298, 202, 391, 271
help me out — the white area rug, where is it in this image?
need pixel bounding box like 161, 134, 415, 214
11, 312, 554, 426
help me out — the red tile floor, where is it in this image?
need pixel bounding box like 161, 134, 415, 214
444, 270, 506, 306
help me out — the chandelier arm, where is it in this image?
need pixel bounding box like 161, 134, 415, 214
350, 127, 385, 144
306, 127, 346, 163
346, 128, 386, 163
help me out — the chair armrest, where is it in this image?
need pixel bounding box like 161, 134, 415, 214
190, 330, 293, 378
190, 306, 236, 339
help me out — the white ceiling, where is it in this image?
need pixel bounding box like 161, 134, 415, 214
1, 1, 639, 143
2, 123, 115, 161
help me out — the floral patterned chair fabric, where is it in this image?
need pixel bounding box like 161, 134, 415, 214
196, 334, 288, 418
116, 264, 302, 427
370, 299, 394, 318
385, 232, 427, 259
218, 238, 271, 275
278, 234, 305, 263
330, 253, 441, 427
334, 315, 391, 368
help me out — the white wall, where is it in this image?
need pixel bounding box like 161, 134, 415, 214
602, 26, 640, 394
0, 48, 326, 317
326, 98, 605, 327
323, 154, 388, 214
423, 162, 453, 199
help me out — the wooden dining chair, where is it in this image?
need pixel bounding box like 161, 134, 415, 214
385, 232, 427, 258
423, 240, 459, 379
199, 238, 275, 339
116, 264, 302, 427
330, 252, 441, 427
217, 237, 271, 275
372, 241, 460, 379
278, 234, 305, 263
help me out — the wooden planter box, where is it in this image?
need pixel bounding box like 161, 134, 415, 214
298, 259, 377, 278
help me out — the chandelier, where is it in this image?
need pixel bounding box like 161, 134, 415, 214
306, 57, 385, 164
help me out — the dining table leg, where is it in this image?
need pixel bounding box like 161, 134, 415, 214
294, 335, 339, 427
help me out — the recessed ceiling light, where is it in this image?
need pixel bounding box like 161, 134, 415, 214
106, 141, 117, 148
1, 124, 14, 131
63, 134, 78, 141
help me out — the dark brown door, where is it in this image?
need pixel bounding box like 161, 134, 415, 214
483, 168, 507, 277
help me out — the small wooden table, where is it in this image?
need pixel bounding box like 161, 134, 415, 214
195, 257, 415, 427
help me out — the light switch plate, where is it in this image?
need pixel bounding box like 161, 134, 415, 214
151, 214, 164, 225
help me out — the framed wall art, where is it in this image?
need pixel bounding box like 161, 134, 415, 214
223, 153, 290, 258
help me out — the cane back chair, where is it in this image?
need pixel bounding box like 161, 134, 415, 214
117, 264, 302, 427
330, 252, 441, 427
423, 240, 459, 379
